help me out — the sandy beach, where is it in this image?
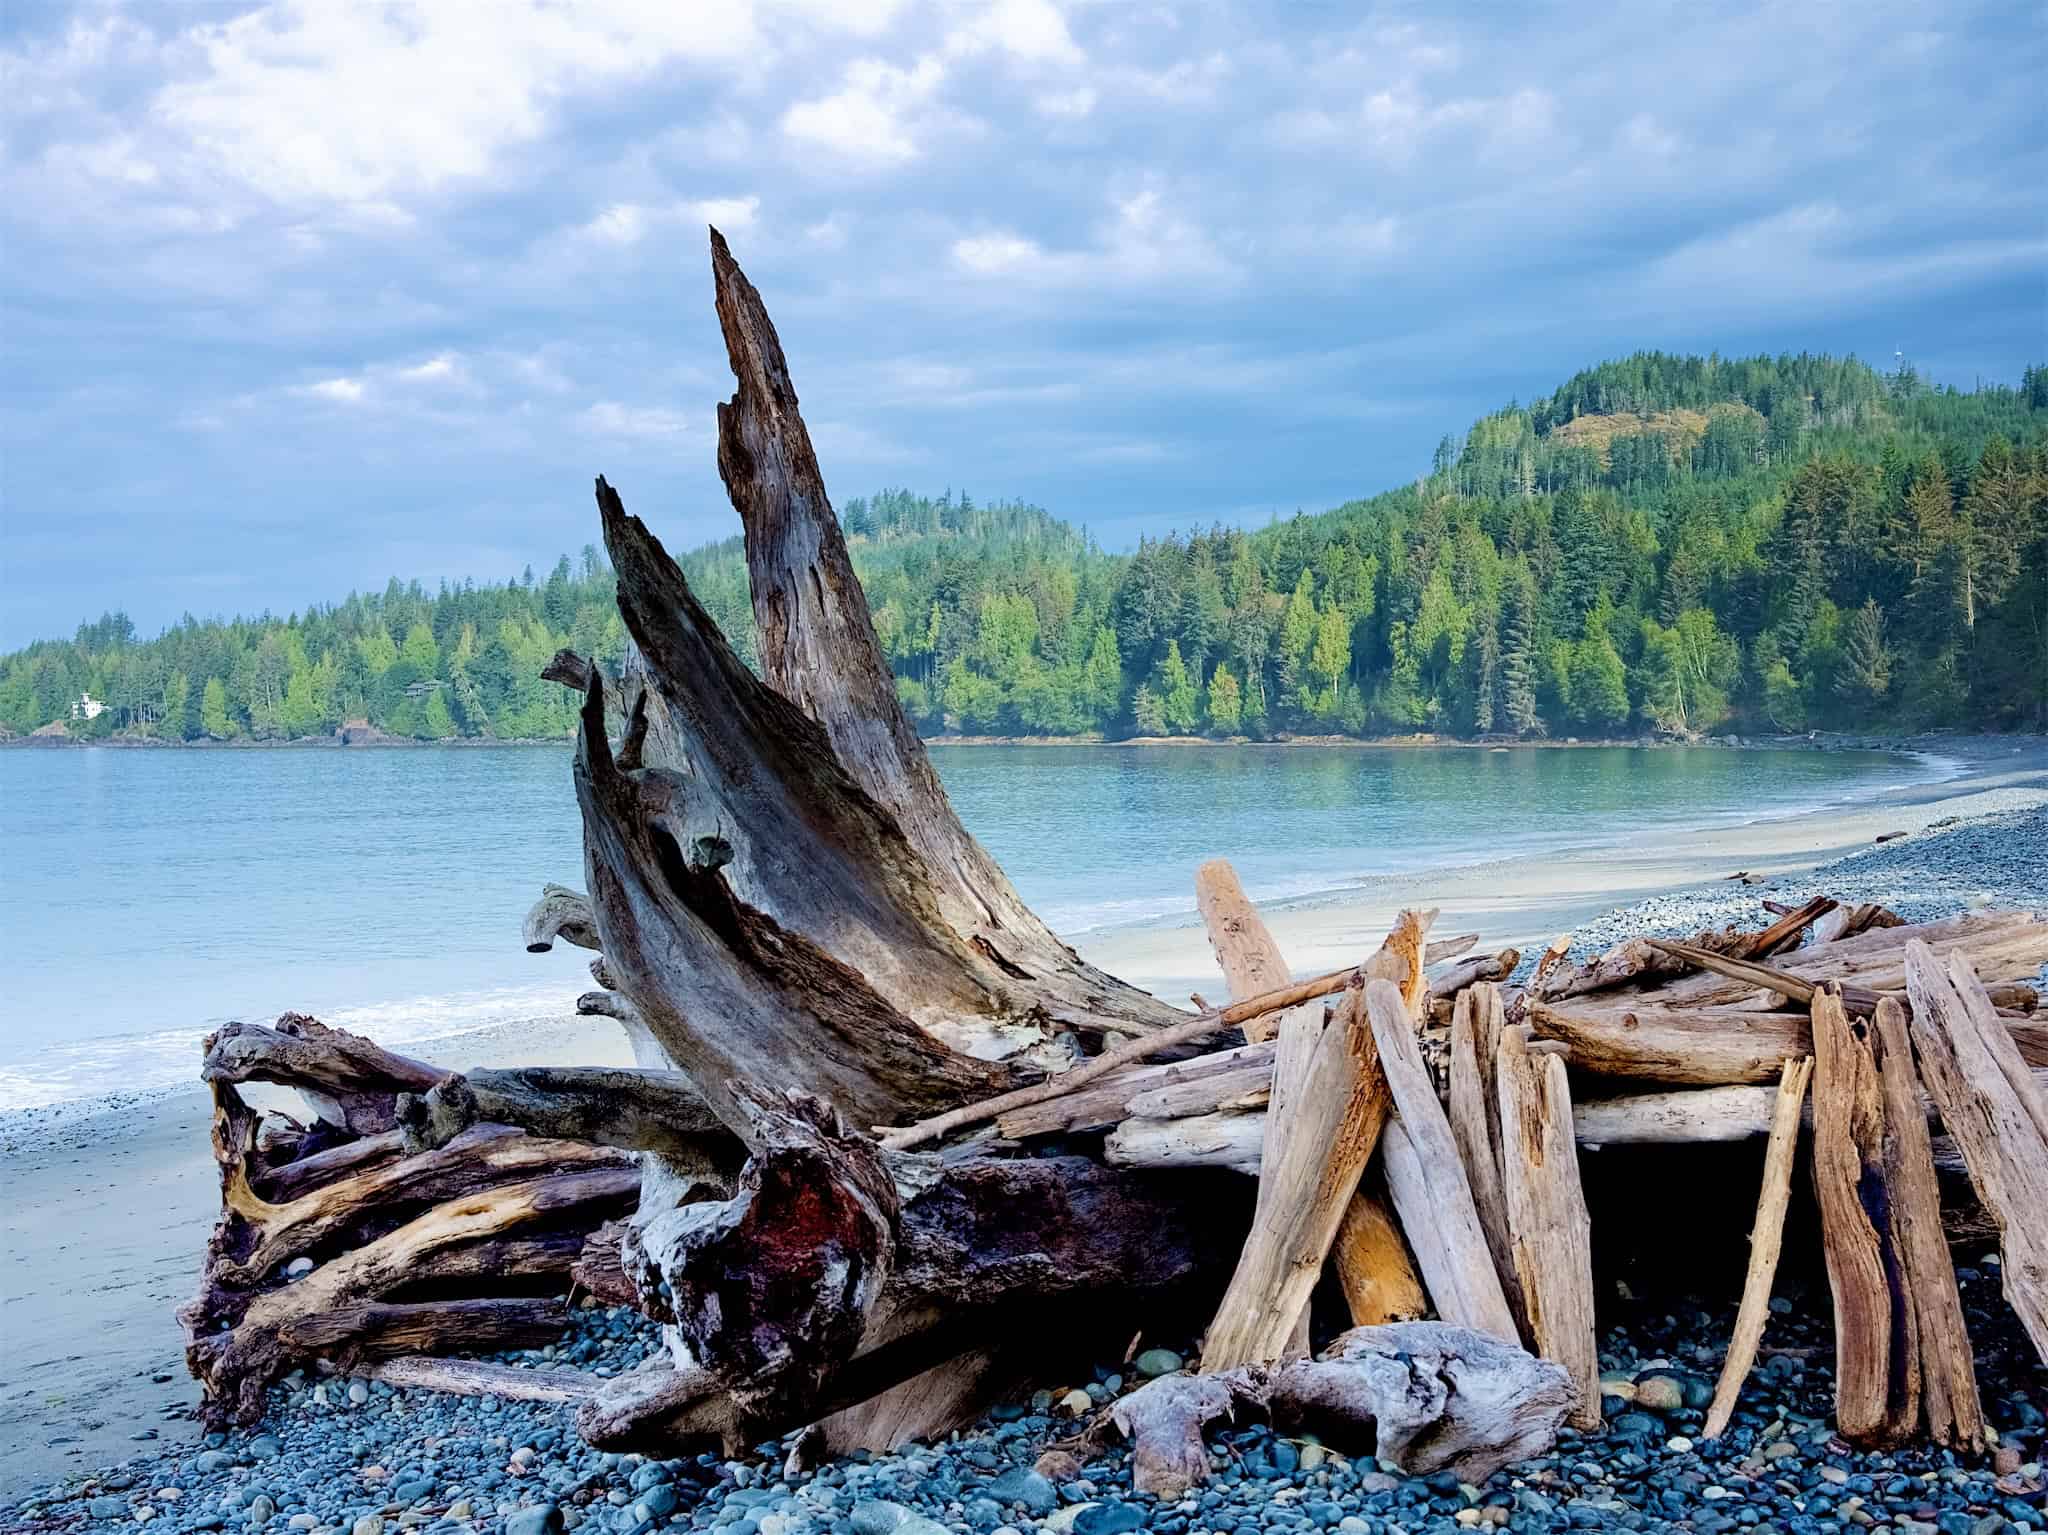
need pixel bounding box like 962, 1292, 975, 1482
3, 734, 2044, 1500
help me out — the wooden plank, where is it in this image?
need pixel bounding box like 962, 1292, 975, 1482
1199, 985, 1388, 1371
1904, 942, 2048, 1365
1365, 979, 1519, 1343
1869, 998, 1983, 1450
1447, 983, 1526, 1338
1810, 985, 1919, 1447
1497, 1023, 1599, 1428
1701, 1055, 1812, 1440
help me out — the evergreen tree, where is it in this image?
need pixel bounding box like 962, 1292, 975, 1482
201, 676, 235, 738
1834, 598, 1892, 707
1157, 641, 1199, 734
1502, 570, 1541, 736
1206, 664, 1243, 735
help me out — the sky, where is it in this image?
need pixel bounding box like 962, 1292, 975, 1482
2, 1, 2044, 649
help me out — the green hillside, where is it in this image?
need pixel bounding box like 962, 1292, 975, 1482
6, 353, 2045, 744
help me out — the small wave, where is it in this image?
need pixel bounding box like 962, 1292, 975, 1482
0, 981, 585, 1112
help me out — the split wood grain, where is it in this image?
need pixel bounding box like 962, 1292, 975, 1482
1365, 978, 1519, 1344
1199, 984, 1389, 1371
1701, 1055, 1812, 1440
1497, 1023, 1599, 1429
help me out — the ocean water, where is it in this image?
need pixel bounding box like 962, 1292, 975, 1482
0, 742, 1948, 1109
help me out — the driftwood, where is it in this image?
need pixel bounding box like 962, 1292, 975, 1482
1904, 944, 2048, 1365
1366, 981, 1519, 1343
1201, 986, 1385, 1370
1197, 865, 1422, 1340
1113, 1324, 1573, 1496
182, 231, 2047, 1468
524, 883, 601, 953
181, 1019, 641, 1425
1869, 998, 1984, 1450
1811, 985, 1919, 1448
1446, 984, 1526, 1335
1496, 1024, 1598, 1428
1701, 1056, 1812, 1440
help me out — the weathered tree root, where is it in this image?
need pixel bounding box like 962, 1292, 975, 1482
1109, 1324, 1576, 1497
183, 1018, 644, 1426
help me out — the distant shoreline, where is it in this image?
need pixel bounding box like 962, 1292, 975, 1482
1, 726, 2019, 756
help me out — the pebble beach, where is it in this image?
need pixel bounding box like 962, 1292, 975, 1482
7, 742, 2048, 1535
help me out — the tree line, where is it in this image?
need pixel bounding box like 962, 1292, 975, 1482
6, 351, 2044, 746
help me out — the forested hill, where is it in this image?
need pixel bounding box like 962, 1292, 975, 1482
7, 352, 2046, 746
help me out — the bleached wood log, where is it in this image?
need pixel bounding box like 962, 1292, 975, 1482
363, 1355, 601, 1403
1196, 859, 1300, 1045
1529, 991, 2045, 1087
202, 1013, 442, 1137
997, 1041, 1274, 1138
1366, 980, 1519, 1343
524, 883, 601, 952
1429, 949, 1521, 1004
1200, 985, 1387, 1370
1869, 998, 1984, 1450
1447, 984, 1525, 1336
1811, 985, 1919, 1448
1194, 869, 1421, 1344
396, 1065, 736, 1163
1112, 1323, 1572, 1497
1364, 909, 1435, 1019
883, 963, 1362, 1151
1197, 863, 1324, 1357
1904, 944, 2048, 1365
1701, 1055, 1811, 1440
1655, 909, 2045, 1009
1496, 1024, 1597, 1428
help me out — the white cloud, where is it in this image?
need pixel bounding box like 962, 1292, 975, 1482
582, 203, 652, 245
301, 376, 366, 404
87, 0, 766, 222
581, 401, 688, 439
953, 231, 1044, 274
576, 195, 759, 247
782, 55, 948, 162
692, 195, 760, 232
946, 0, 1083, 66
806, 214, 850, 248
1035, 86, 1097, 119
399, 354, 463, 385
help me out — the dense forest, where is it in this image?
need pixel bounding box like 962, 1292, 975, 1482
6, 352, 2045, 745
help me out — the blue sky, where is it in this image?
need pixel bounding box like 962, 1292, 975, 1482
2, 0, 2043, 648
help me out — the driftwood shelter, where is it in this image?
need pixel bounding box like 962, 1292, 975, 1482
183, 232, 2048, 1490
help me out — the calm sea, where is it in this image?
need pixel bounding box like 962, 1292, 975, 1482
0, 742, 1949, 1109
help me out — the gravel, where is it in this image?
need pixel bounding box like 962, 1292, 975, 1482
15, 805, 2047, 1535
1524, 803, 2048, 987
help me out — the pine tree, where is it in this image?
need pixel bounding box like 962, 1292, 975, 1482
1502, 571, 1541, 736
1155, 641, 1199, 733
1206, 664, 1242, 735
201, 676, 235, 739
1834, 599, 1891, 706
